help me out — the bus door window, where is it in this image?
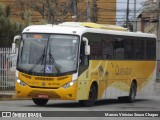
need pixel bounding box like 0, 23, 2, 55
80, 41, 89, 66
79, 41, 89, 75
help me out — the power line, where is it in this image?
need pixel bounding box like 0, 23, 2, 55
79, 1, 142, 4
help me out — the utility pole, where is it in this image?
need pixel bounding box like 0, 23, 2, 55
133, 0, 137, 32
92, 0, 97, 22
157, 0, 160, 81
126, 0, 129, 28
87, 0, 91, 22
72, 0, 77, 21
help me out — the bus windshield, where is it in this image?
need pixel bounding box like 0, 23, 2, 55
17, 34, 79, 75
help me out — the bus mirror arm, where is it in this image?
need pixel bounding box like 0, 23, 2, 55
12, 35, 21, 54
82, 37, 90, 55
13, 35, 21, 43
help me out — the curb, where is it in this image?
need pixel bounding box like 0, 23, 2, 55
0, 94, 15, 101
0, 94, 30, 101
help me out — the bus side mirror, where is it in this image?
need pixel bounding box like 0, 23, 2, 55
12, 35, 21, 54
82, 37, 90, 55
85, 45, 90, 55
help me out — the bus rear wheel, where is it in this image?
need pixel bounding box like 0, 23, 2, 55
79, 85, 97, 107
128, 82, 136, 103
32, 98, 48, 106
118, 82, 136, 103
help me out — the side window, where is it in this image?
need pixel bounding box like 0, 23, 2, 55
135, 39, 145, 59
114, 37, 125, 60
146, 39, 156, 60
102, 35, 114, 59
89, 35, 103, 60
125, 39, 135, 59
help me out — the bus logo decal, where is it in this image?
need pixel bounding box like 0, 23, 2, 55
42, 82, 46, 86
115, 65, 132, 76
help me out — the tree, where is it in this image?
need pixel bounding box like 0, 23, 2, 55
92, 0, 98, 22
122, 21, 133, 32
14, 0, 88, 24
0, 4, 23, 47
15, 0, 74, 24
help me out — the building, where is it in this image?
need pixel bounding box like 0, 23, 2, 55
137, 0, 159, 34
0, 0, 116, 25
137, 0, 160, 81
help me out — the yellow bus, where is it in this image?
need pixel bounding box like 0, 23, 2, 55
14, 22, 157, 106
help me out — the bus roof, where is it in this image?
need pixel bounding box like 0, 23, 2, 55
23, 22, 157, 39
59, 22, 129, 31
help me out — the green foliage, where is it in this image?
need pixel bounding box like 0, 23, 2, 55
0, 4, 23, 47
4, 5, 11, 18
0, 4, 3, 16
23, 10, 32, 27
39, 19, 48, 24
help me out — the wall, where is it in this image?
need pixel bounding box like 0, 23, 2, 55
0, 0, 116, 25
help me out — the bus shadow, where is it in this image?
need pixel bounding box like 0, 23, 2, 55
25, 99, 150, 108
94, 99, 150, 106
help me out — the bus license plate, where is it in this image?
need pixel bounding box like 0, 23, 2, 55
37, 94, 49, 98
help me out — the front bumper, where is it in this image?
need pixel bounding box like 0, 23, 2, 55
16, 80, 78, 100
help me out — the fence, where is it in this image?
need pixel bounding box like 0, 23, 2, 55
0, 48, 16, 90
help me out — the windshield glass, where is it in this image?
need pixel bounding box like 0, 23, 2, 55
18, 34, 79, 75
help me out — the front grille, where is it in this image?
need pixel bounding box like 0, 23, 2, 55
35, 77, 54, 81
22, 74, 31, 79
30, 86, 59, 89
57, 76, 68, 80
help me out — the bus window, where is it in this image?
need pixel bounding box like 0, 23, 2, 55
125, 39, 135, 60
102, 35, 114, 60
146, 39, 156, 60
135, 39, 145, 60
114, 37, 125, 60
89, 35, 103, 60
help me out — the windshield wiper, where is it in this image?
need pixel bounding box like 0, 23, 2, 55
28, 45, 46, 73
48, 52, 61, 74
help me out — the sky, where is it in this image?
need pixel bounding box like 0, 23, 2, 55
116, 0, 142, 25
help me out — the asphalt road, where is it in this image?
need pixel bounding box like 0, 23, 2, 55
0, 95, 160, 120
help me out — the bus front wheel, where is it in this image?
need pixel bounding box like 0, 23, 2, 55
32, 98, 48, 105
79, 85, 97, 107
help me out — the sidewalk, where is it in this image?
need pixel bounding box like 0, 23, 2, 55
155, 83, 160, 95
0, 90, 16, 100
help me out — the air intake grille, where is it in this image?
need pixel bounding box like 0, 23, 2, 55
35, 77, 54, 81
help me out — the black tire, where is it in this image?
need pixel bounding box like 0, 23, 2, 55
79, 85, 97, 107
128, 82, 136, 103
32, 98, 48, 106
118, 82, 136, 103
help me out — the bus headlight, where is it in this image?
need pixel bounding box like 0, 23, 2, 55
62, 80, 76, 89
17, 79, 27, 86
